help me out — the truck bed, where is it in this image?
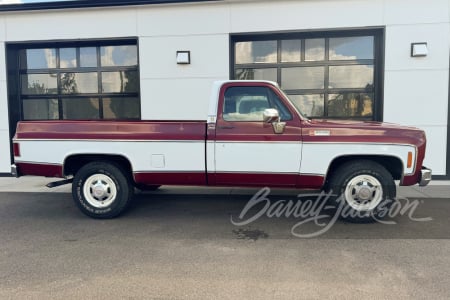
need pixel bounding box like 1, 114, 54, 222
14, 120, 208, 184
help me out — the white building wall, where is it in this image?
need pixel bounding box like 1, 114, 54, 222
136, 3, 231, 120
382, 3, 450, 175
0, 37, 11, 172
0, 0, 449, 175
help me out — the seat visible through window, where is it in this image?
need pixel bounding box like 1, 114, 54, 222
238, 100, 269, 114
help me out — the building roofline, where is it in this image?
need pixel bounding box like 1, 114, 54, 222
0, 0, 221, 12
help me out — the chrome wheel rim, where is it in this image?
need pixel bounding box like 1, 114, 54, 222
344, 175, 383, 211
83, 174, 117, 208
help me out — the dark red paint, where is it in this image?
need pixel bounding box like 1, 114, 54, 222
16, 162, 63, 178
134, 172, 206, 186
15, 121, 206, 141
213, 173, 324, 189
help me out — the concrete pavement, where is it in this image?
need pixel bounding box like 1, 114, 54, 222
0, 176, 449, 198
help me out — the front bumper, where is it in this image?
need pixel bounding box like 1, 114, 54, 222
419, 167, 432, 186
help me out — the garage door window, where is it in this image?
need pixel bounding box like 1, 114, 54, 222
18, 41, 140, 120
232, 30, 383, 120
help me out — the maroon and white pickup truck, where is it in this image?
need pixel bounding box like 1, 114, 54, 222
11, 80, 431, 222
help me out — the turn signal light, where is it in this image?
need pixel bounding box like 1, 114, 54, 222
407, 151, 413, 169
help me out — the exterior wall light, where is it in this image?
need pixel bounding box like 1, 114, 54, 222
411, 43, 428, 57
176, 51, 191, 64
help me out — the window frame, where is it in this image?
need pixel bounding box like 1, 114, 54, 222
15, 38, 141, 121
230, 28, 385, 121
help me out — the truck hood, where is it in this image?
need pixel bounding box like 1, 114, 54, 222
301, 119, 426, 146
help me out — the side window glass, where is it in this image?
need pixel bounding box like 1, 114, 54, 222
223, 87, 270, 121
223, 86, 292, 122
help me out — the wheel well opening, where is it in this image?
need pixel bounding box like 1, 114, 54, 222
64, 155, 133, 179
326, 155, 403, 184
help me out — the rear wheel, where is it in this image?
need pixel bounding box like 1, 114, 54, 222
326, 160, 396, 223
72, 162, 133, 219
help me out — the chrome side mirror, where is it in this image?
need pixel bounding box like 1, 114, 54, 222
263, 109, 280, 123
263, 108, 286, 134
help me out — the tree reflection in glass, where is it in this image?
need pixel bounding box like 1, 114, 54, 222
328, 93, 373, 118
106, 70, 139, 119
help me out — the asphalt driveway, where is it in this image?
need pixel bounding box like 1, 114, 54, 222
0, 189, 449, 299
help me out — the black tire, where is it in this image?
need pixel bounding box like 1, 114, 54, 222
72, 161, 133, 219
326, 160, 396, 223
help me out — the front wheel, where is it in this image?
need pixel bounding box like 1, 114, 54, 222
72, 162, 133, 219
326, 160, 396, 223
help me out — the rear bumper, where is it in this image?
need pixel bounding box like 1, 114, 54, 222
419, 167, 432, 186
11, 164, 19, 178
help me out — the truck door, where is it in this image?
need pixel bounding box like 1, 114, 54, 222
212, 83, 302, 187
